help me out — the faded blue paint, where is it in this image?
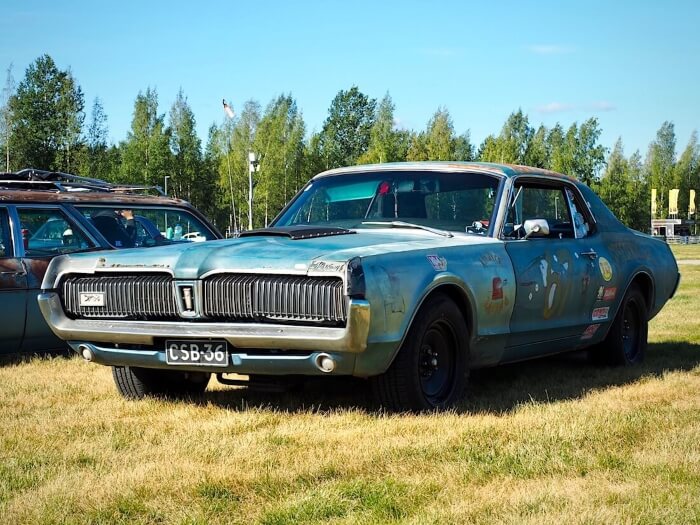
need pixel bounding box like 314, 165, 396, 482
38, 162, 680, 377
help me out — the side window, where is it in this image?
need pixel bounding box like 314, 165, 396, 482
17, 208, 94, 256
505, 183, 574, 239
0, 208, 12, 257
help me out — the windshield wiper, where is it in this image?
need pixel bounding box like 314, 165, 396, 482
361, 221, 454, 238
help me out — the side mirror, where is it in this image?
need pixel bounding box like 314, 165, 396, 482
523, 219, 550, 239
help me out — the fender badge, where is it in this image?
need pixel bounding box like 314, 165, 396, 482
427, 254, 447, 271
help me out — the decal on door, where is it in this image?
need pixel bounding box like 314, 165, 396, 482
598, 257, 613, 282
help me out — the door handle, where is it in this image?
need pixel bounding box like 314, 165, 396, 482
579, 250, 598, 260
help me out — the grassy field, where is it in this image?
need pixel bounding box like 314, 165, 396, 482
669, 243, 700, 261
1, 264, 700, 523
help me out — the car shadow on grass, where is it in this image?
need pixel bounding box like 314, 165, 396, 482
0, 347, 72, 367
197, 342, 700, 415
460, 342, 700, 415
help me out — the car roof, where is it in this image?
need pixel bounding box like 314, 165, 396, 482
0, 187, 195, 208
313, 161, 574, 181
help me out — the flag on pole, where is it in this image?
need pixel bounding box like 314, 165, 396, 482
669, 189, 680, 216
222, 99, 234, 119
690, 190, 696, 216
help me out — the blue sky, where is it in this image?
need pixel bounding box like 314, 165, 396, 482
1, 0, 699, 158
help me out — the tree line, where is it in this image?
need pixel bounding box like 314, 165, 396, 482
1, 54, 698, 234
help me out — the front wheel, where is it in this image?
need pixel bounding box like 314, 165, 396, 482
590, 284, 648, 366
112, 366, 210, 399
372, 294, 469, 412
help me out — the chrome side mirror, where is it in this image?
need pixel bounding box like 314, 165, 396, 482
523, 219, 550, 239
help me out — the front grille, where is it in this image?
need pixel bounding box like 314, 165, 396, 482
203, 274, 347, 323
60, 273, 348, 325
62, 274, 177, 320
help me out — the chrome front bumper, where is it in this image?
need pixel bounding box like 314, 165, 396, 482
68, 341, 357, 376
37, 292, 370, 354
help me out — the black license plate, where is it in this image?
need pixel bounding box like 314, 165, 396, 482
165, 340, 229, 366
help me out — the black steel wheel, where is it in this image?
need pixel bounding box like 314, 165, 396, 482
112, 366, 210, 399
372, 293, 469, 412
590, 284, 647, 366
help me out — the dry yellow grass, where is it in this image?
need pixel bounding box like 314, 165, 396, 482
1, 267, 699, 524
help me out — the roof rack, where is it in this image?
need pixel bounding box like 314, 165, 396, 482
0, 168, 166, 195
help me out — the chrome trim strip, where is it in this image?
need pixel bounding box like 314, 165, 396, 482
39, 292, 370, 353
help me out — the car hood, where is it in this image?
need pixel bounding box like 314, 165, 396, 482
44, 228, 500, 284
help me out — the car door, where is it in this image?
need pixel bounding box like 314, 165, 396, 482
0, 206, 27, 353
16, 205, 98, 352
503, 178, 605, 359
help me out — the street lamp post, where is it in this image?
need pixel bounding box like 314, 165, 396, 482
163, 175, 171, 236
248, 152, 259, 230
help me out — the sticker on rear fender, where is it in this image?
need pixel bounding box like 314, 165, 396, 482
591, 307, 609, 322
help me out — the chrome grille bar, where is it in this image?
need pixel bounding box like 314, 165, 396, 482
62, 274, 177, 320
203, 274, 347, 323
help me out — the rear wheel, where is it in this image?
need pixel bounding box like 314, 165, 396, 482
372, 294, 469, 412
112, 366, 210, 399
590, 284, 647, 366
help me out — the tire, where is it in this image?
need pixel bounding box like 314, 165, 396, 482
372, 294, 469, 412
590, 284, 647, 366
112, 366, 210, 399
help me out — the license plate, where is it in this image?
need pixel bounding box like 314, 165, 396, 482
165, 340, 229, 366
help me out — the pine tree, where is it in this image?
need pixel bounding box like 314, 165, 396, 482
120, 87, 172, 186
8, 55, 85, 171
169, 89, 203, 203
319, 86, 376, 168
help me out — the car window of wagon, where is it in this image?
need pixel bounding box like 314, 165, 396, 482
0, 208, 11, 257
76, 206, 216, 248
17, 207, 96, 256
274, 171, 502, 234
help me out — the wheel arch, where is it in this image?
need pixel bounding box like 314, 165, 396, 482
395, 280, 475, 358
627, 271, 654, 317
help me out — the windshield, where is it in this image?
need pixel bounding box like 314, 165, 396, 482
76, 206, 217, 249
273, 170, 502, 235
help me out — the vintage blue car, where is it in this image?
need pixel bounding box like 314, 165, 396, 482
38, 162, 679, 411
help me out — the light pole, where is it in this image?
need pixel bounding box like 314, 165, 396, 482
163, 175, 171, 236
248, 151, 259, 230
222, 99, 237, 236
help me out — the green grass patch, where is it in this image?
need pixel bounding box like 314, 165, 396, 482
1, 267, 699, 523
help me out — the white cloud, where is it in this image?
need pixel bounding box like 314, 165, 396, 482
534, 101, 617, 114
586, 101, 616, 112
535, 102, 575, 114
527, 44, 575, 55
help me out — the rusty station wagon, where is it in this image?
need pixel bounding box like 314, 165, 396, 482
0, 169, 221, 354
38, 162, 679, 411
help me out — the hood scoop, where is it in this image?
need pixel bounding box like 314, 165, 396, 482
238, 225, 356, 240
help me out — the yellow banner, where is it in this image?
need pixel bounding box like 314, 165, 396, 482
651, 188, 657, 217
691, 190, 696, 215
669, 189, 680, 215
